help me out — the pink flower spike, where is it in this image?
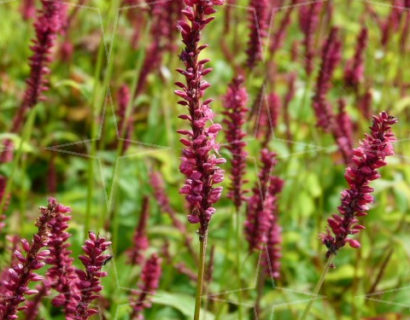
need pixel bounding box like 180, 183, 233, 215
176, 0, 225, 238
321, 112, 397, 258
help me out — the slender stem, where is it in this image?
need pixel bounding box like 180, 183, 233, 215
255, 266, 266, 319
0, 107, 37, 217
85, 33, 105, 237
194, 233, 208, 320
299, 255, 334, 320
235, 207, 243, 320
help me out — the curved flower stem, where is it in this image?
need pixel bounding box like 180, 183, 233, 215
194, 232, 208, 320
299, 255, 334, 320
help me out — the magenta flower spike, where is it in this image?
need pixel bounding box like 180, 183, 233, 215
0, 198, 66, 319
262, 176, 284, 279
298, 1, 323, 76
128, 197, 150, 265
344, 27, 368, 90
247, 0, 269, 69
321, 112, 397, 258
312, 27, 342, 130
45, 203, 79, 314
245, 149, 278, 252
67, 232, 111, 320
175, 0, 225, 239
222, 76, 249, 211
1, 0, 64, 163
11, 0, 64, 134
130, 254, 162, 320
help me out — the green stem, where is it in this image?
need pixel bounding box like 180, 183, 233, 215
235, 207, 243, 320
194, 233, 208, 320
0, 107, 37, 218
299, 255, 334, 320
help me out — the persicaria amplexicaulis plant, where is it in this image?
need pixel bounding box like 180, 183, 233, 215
130, 253, 162, 320
222, 75, 249, 211
0, 197, 68, 320
247, 0, 269, 68
298, 1, 323, 76
175, 0, 225, 239
45, 203, 78, 314
245, 148, 278, 252
67, 232, 111, 320
262, 176, 284, 279
1, 0, 65, 163
321, 112, 397, 258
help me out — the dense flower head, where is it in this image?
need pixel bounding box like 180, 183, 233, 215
130, 254, 162, 320
67, 232, 111, 320
262, 176, 284, 279
344, 27, 368, 89
321, 112, 397, 258
245, 149, 278, 251
312, 27, 342, 130
45, 203, 79, 313
175, 0, 225, 238
128, 197, 150, 265
1, 0, 65, 164
12, 0, 65, 133
298, 1, 323, 76
222, 75, 249, 210
247, 0, 269, 68
0, 198, 66, 320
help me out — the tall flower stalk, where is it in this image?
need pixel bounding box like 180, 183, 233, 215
222, 75, 249, 211
45, 203, 78, 315
300, 112, 397, 320
1, 0, 64, 163
0, 198, 68, 319
321, 112, 397, 257
244, 149, 277, 252
174, 1, 225, 319
247, 0, 269, 69
67, 232, 111, 320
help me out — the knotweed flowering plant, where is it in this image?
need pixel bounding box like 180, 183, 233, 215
322, 112, 397, 258
222, 75, 249, 211
175, 0, 225, 238
175, 1, 225, 318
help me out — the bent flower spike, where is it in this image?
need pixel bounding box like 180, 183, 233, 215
321, 112, 397, 258
175, 0, 225, 238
